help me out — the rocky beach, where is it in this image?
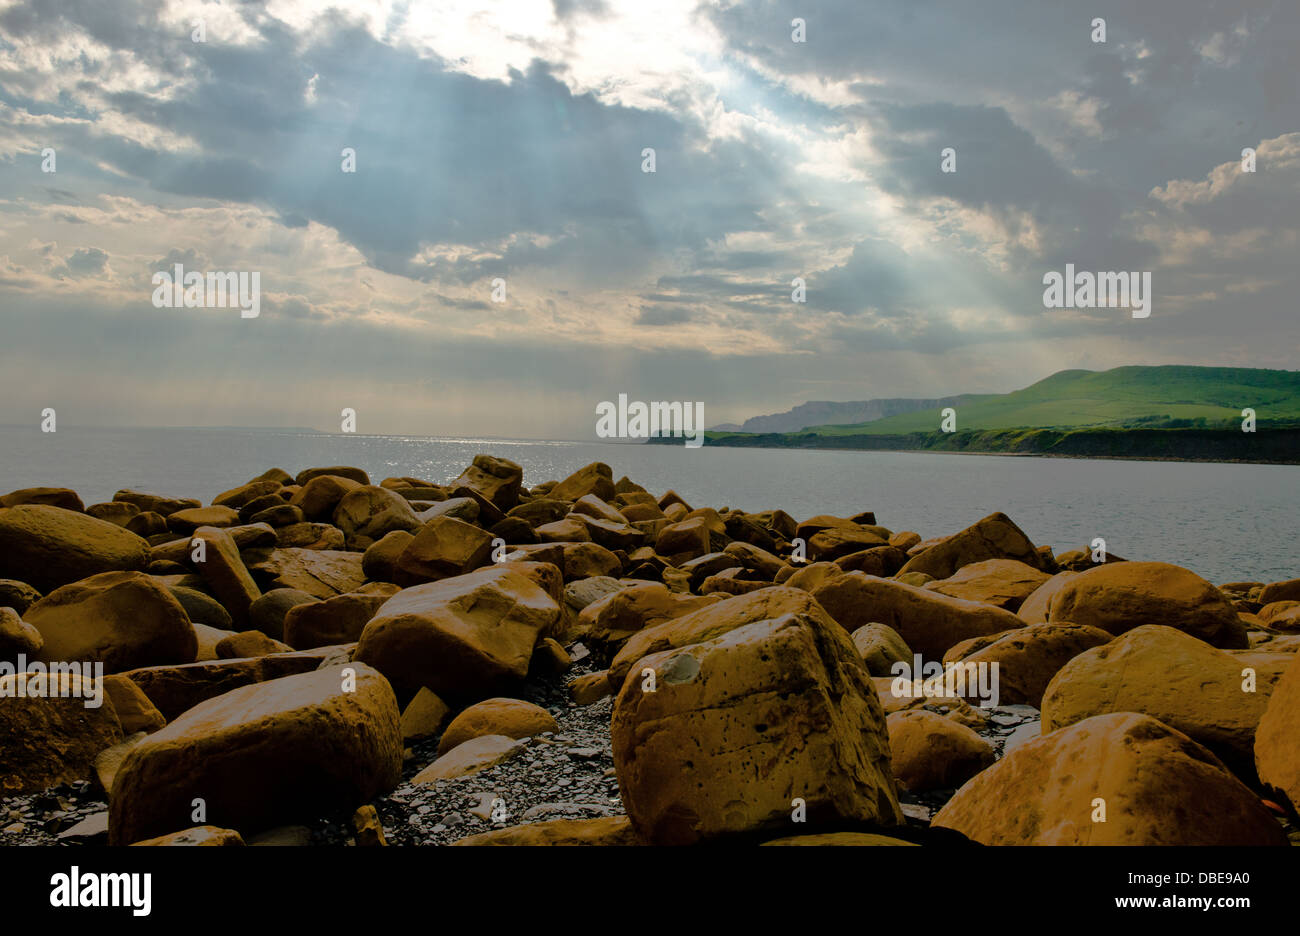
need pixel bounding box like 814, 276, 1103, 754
1, 456, 1296, 847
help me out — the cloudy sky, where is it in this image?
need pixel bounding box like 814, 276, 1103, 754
1, 0, 1296, 438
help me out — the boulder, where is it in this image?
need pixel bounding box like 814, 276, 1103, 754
0, 504, 150, 593
102, 674, 166, 734
244, 548, 366, 599
611, 611, 902, 845
166, 585, 233, 632
812, 573, 1024, 662
192, 622, 235, 661
108, 663, 402, 844
399, 687, 451, 742
274, 522, 345, 550
86, 502, 140, 526
1017, 571, 1077, 624
212, 480, 282, 510
215, 630, 295, 658
282, 586, 399, 650
166, 506, 240, 534
289, 475, 361, 522
118, 647, 347, 721
189, 526, 261, 630
943, 622, 1112, 707
355, 566, 560, 699
396, 516, 494, 582
899, 512, 1046, 580
451, 816, 639, 846
873, 677, 988, 729
1041, 625, 1290, 779
113, 489, 200, 517
1259, 578, 1300, 605
1047, 561, 1248, 648
886, 710, 994, 791
576, 583, 720, 654
0, 606, 43, 658
834, 545, 908, 577
248, 504, 303, 528
536, 517, 590, 543
571, 515, 645, 552
608, 586, 835, 690
0, 579, 42, 615
569, 671, 614, 705
132, 826, 245, 847
1255, 653, 1300, 813
723, 541, 787, 580
561, 542, 621, 580
418, 497, 480, 525
784, 561, 842, 592
549, 462, 616, 502
27, 571, 197, 673
248, 588, 317, 640
1, 486, 85, 512
655, 518, 712, 562
851, 622, 912, 677
126, 512, 169, 537
924, 558, 1051, 612
506, 499, 571, 527
0, 671, 124, 794
362, 530, 415, 584
452, 456, 524, 512
436, 697, 558, 753
806, 526, 890, 562
295, 466, 370, 487
411, 735, 524, 782
933, 712, 1287, 845
333, 486, 422, 550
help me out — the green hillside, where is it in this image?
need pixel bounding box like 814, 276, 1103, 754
801, 366, 1300, 435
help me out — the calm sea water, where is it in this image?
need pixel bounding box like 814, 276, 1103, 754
1, 426, 1295, 585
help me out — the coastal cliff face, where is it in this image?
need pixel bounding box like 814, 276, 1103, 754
0, 457, 1296, 847
689, 426, 1300, 464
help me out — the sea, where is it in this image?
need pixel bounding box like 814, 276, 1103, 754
1, 425, 1295, 585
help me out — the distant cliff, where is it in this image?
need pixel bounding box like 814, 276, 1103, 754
709, 394, 983, 433
667, 426, 1300, 464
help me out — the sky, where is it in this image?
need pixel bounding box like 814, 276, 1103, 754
0, 0, 1297, 438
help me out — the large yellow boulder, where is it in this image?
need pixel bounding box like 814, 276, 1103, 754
607, 586, 832, 690
899, 512, 1047, 580
933, 712, 1287, 845
812, 573, 1023, 661
611, 611, 902, 845
576, 583, 720, 653
886, 709, 994, 791
1041, 625, 1287, 779
0, 504, 150, 593
355, 566, 559, 699
924, 558, 1051, 612
1, 671, 123, 794
1017, 571, 1077, 623
944, 622, 1113, 707
396, 516, 494, 582
1256, 653, 1300, 813
1047, 561, 1247, 648
27, 570, 197, 673
437, 697, 558, 753
108, 663, 402, 843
